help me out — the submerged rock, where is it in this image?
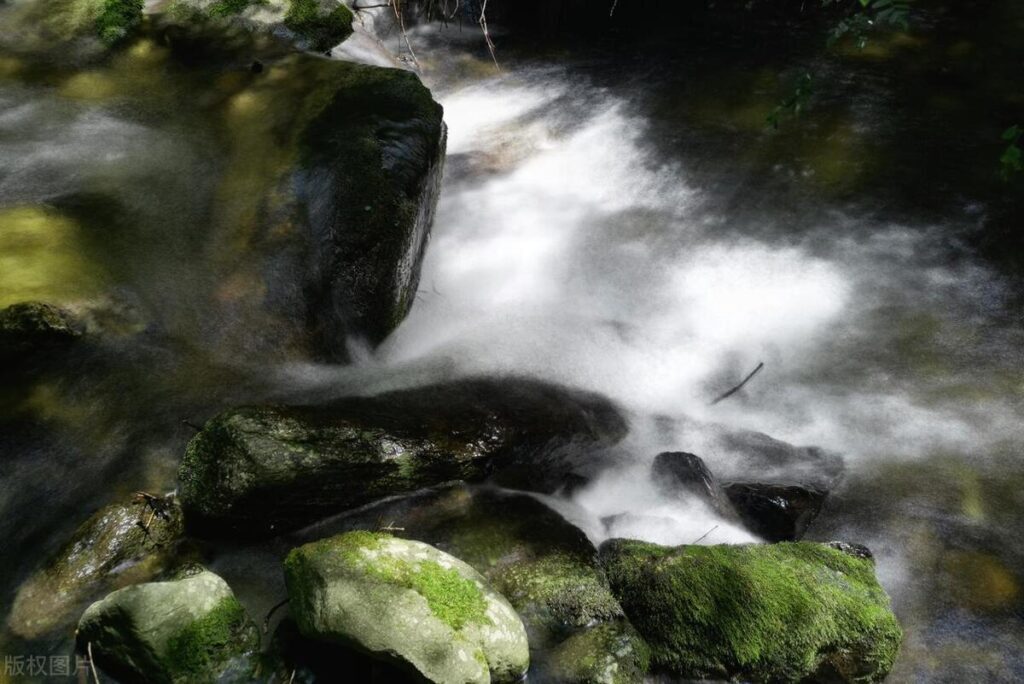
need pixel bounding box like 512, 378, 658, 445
546, 620, 650, 684
0, 302, 82, 367
715, 429, 844, 491
284, 531, 530, 683
0, 0, 143, 55
599, 540, 902, 683
179, 378, 627, 536
723, 482, 827, 542
7, 493, 187, 639
165, 0, 355, 52
76, 569, 259, 683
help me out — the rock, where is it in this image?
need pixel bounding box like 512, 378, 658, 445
283, 531, 530, 683
827, 540, 874, 561
76, 569, 260, 684
599, 540, 902, 683
165, 0, 355, 52
0, 302, 82, 367
179, 378, 627, 536
722, 482, 827, 542
650, 451, 732, 516
714, 428, 845, 491
304, 484, 626, 648
7, 493, 188, 639
545, 621, 650, 684
0, 0, 143, 55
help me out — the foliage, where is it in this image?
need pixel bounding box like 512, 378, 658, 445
767, 72, 814, 129
824, 0, 911, 49
95, 0, 144, 46
999, 125, 1022, 181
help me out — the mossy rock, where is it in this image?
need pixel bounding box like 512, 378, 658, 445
0, 301, 82, 367
165, 0, 354, 52
313, 483, 626, 647
545, 620, 650, 684
0, 0, 143, 55
76, 569, 260, 684
284, 532, 530, 683
178, 378, 627, 536
599, 540, 902, 682
7, 493, 187, 639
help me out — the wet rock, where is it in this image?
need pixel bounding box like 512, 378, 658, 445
76, 568, 260, 684
722, 482, 827, 542
827, 541, 875, 562
284, 531, 530, 683
7, 493, 188, 639
165, 0, 355, 53
599, 540, 902, 683
545, 620, 650, 684
178, 378, 627, 536
715, 428, 845, 491
0, 302, 82, 367
650, 451, 732, 516
307, 483, 626, 648
0, 0, 143, 56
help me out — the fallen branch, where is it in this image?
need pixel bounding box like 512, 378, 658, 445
263, 598, 290, 634
478, 0, 499, 69
87, 642, 100, 684
709, 361, 764, 405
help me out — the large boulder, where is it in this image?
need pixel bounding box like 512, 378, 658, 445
599, 540, 902, 682
165, 0, 355, 52
76, 569, 260, 683
723, 482, 827, 542
283, 531, 530, 683
179, 378, 627, 536
7, 493, 188, 639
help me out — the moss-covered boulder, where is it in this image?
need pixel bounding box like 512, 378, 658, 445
284, 532, 530, 683
599, 540, 902, 683
76, 569, 260, 683
545, 621, 650, 684
0, 301, 82, 367
179, 378, 627, 536
165, 0, 354, 52
7, 493, 187, 639
310, 484, 625, 642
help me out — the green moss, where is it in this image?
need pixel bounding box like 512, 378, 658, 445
547, 622, 651, 684
94, 0, 143, 45
495, 554, 622, 629
601, 541, 902, 682
164, 596, 255, 678
283, 0, 353, 52
287, 532, 489, 632
207, 0, 263, 18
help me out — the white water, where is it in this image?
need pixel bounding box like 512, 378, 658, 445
360, 60, 1024, 548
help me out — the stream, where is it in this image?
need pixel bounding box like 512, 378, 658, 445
1, 4, 1023, 682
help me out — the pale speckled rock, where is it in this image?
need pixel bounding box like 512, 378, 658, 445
76, 570, 259, 684
284, 532, 530, 683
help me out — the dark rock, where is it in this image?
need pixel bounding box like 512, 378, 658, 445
178, 378, 628, 536
7, 493, 190, 639
827, 541, 875, 562
0, 301, 82, 366
77, 569, 260, 684
599, 539, 902, 683
715, 428, 844, 491
722, 482, 827, 542
650, 451, 732, 516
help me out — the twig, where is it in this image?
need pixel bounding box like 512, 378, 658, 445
87, 642, 100, 684
288, 670, 296, 684
391, 0, 419, 65
691, 525, 719, 545
478, 0, 499, 70
263, 598, 290, 634
609, 0, 619, 17
710, 361, 764, 405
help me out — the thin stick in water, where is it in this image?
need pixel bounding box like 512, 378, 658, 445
691, 525, 719, 545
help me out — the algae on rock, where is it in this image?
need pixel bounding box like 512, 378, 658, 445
599, 540, 902, 683
284, 531, 530, 684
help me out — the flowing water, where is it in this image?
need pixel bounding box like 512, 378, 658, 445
1, 4, 1023, 682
